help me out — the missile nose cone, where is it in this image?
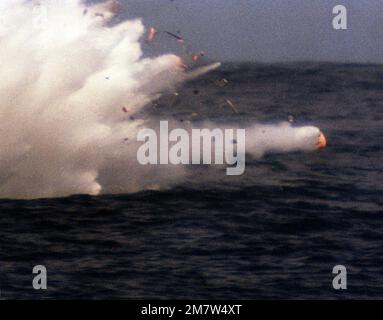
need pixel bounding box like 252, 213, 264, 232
317, 131, 327, 149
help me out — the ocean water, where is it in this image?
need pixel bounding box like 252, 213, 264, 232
0, 63, 382, 299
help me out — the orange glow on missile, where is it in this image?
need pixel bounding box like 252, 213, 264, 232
317, 131, 327, 149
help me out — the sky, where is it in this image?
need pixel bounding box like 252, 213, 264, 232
111, 0, 383, 63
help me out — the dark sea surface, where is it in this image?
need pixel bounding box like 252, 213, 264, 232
1, 63, 382, 299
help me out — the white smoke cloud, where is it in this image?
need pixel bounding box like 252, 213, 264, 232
0, 0, 188, 199
0, 0, 324, 199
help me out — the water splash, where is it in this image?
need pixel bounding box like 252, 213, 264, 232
0, 0, 188, 198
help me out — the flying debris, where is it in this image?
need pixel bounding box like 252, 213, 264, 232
191, 51, 205, 62
184, 62, 222, 80
147, 27, 157, 43
146, 26, 208, 70
163, 31, 185, 43
122, 107, 129, 113
225, 99, 239, 114
146, 27, 185, 44
288, 115, 294, 123
216, 78, 229, 87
